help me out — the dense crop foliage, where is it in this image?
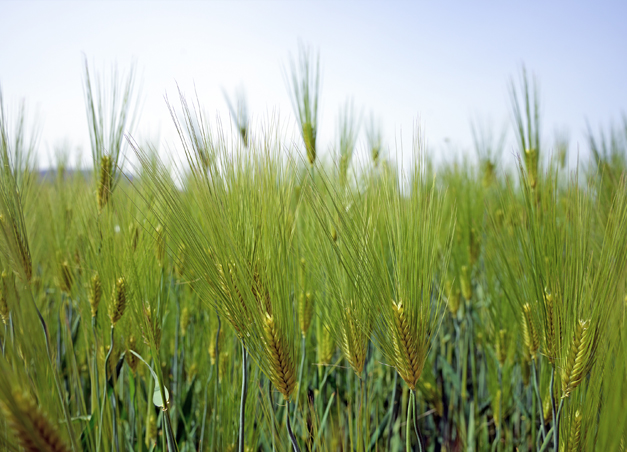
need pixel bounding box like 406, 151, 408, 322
0, 54, 626, 452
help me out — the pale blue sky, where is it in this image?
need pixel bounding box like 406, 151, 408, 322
0, 1, 625, 169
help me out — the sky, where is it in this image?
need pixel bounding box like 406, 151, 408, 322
0, 1, 626, 170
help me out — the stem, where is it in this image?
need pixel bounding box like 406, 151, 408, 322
312, 392, 335, 452
538, 426, 554, 452
210, 314, 221, 452
550, 366, 558, 451
98, 326, 113, 452
531, 359, 546, 442
34, 295, 77, 452
268, 382, 277, 452
293, 334, 306, 424
287, 400, 302, 452
172, 296, 180, 437
491, 366, 503, 452
406, 388, 412, 452
386, 371, 399, 452
411, 390, 424, 452
105, 326, 120, 452
238, 342, 249, 452
163, 405, 179, 452
554, 398, 564, 451
198, 364, 213, 451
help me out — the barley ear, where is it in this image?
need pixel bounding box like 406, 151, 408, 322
263, 313, 296, 399
58, 260, 73, 294
299, 291, 314, 337
89, 272, 102, 318
391, 300, 424, 390
544, 291, 556, 363
561, 319, 593, 398
2, 391, 71, 452
496, 328, 508, 366
460, 265, 472, 300
0, 271, 9, 325
126, 335, 139, 374
567, 409, 582, 452
155, 225, 166, 267
109, 277, 127, 326
340, 306, 368, 375
521, 303, 539, 358
97, 154, 113, 212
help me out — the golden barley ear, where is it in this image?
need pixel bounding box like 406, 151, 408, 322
264, 314, 296, 399
391, 300, 424, 390
2, 391, 71, 452
109, 277, 127, 326
97, 154, 113, 213
562, 319, 593, 398
89, 272, 102, 318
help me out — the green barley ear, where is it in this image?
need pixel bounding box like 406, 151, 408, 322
317, 322, 335, 365
58, 260, 73, 294
126, 335, 139, 374
543, 291, 556, 363
264, 313, 297, 400
366, 113, 382, 167
180, 307, 190, 337
174, 243, 186, 280
97, 154, 113, 212
460, 265, 472, 300
143, 304, 162, 351
562, 319, 593, 398
299, 291, 314, 337
509, 65, 541, 189
109, 276, 127, 326
391, 299, 425, 390
129, 221, 140, 252
0, 271, 9, 325
567, 409, 582, 452
445, 279, 461, 315
521, 302, 539, 358
1, 391, 71, 452
496, 328, 508, 366
286, 42, 320, 166
340, 304, 370, 375
155, 225, 166, 267
89, 272, 102, 318
208, 326, 224, 365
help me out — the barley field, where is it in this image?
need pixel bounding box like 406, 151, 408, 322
0, 51, 626, 452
